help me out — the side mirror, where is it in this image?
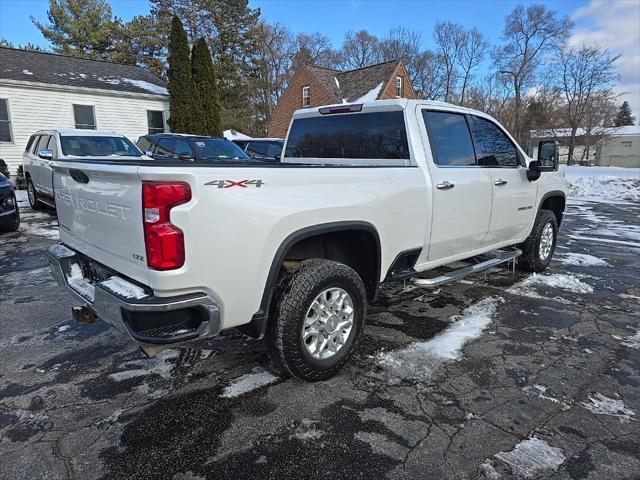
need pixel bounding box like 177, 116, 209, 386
38, 149, 53, 160
144, 150, 154, 157
536, 140, 559, 171
178, 153, 194, 162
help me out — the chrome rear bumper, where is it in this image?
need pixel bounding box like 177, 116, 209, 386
46, 243, 221, 344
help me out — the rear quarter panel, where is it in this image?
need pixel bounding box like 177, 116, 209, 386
138, 165, 427, 329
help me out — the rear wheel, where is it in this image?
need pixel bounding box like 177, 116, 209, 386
27, 179, 44, 211
265, 259, 367, 382
519, 210, 558, 272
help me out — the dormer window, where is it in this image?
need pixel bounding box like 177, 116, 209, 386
302, 86, 310, 107
395, 76, 403, 97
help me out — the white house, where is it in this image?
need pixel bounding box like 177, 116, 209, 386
530, 125, 640, 168
0, 47, 170, 175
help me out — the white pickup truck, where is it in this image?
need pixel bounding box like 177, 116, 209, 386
46, 99, 567, 381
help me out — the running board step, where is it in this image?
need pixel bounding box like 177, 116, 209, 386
412, 249, 521, 288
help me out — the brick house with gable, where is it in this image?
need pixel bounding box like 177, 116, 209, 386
267, 59, 417, 138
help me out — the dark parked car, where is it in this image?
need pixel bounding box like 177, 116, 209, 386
233, 139, 284, 162
0, 173, 20, 232
136, 134, 255, 163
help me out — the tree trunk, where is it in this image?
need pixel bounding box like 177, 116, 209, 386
567, 126, 578, 166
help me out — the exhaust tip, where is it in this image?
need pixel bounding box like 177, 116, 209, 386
71, 306, 95, 325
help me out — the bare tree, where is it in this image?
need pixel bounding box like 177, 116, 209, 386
340, 30, 381, 69
414, 50, 448, 100
493, 3, 572, 145
292, 32, 337, 69
433, 22, 466, 102
580, 90, 618, 165
556, 45, 619, 164
379, 26, 423, 83
457, 28, 488, 106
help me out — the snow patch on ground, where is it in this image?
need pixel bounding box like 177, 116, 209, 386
507, 273, 593, 300
100, 276, 148, 299
614, 330, 640, 349
289, 418, 325, 441
557, 252, 610, 267
564, 166, 640, 201
56, 325, 70, 333
109, 349, 179, 382
376, 297, 504, 379
20, 222, 59, 239
495, 437, 565, 478
580, 393, 636, 423
354, 82, 384, 103
22, 69, 33, 75
522, 384, 570, 410
220, 368, 279, 398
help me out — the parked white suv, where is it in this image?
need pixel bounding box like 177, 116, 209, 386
22, 129, 143, 210
46, 99, 568, 381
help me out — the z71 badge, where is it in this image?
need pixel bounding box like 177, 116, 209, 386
205, 179, 264, 188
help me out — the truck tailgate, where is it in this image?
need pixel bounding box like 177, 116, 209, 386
53, 162, 149, 285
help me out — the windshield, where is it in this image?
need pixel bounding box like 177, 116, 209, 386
60, 136, 143, 157
190, 138, 250, 161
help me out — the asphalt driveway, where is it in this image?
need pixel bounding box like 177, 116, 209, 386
0, 193, 638, 480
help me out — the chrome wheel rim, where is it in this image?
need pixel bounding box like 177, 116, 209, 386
302, 287, 355, 360
27, 182, 34, 205
539, 223, 554, 260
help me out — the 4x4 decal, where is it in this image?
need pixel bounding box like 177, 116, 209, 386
205, 179, 264, 189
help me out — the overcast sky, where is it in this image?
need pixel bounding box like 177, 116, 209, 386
0, 0, 638, 120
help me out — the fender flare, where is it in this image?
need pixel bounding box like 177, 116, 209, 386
537, 190, 566, 221
239, 221, 382, 339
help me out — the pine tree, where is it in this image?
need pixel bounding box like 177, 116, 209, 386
191, 38, 223, 136
167, 16, 196, 133
614, 101, 635, 126
31, 0, 119, 60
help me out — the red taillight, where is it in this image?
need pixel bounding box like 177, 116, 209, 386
142, 181, 191, 270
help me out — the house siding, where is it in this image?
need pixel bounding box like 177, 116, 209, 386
267, 68, 337, 138
380, 63, 417, 100
0, 83, 169, 174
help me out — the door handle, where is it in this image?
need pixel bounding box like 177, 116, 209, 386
436, 181, 455, 190
39, 162, 45, 166
494, 179, 508, 186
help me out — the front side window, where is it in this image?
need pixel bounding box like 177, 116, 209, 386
36, 135, 50, 154
302, 86, 310, 107
60, 136, 142, 157
189, 138, 250, 161
285, 111, 409, 160
73, 105, 96, 130
147, 110, 165, 134
395, 76, 403, 97
470, 116, 519, 167
47, 135, 58, 158
423, 111, 475, 167
0, 99, 12, 142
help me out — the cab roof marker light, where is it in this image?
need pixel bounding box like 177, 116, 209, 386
319, 104, 363, 115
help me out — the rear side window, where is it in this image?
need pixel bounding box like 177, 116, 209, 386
470, 116, 519, 167
25, 135, 37, 152
285, 112, 409, 160
137, 136, 152, 151
423, 111, 475, 167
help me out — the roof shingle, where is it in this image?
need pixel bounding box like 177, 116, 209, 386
0, 47, 167, 96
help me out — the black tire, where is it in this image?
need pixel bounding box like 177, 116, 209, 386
518, 210, 558, 272
26, 178, 44, 211
265, 259, 367, 382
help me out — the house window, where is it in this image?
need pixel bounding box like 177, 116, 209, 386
621, 141, 632, 147
147, 110, 165, 134
395, 76, 403, 97
0, 99, 13, 142
302, 86, 310, 107
73, 104, 96, 129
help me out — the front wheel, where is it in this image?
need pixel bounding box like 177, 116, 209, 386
518, 210, 558, 272
265, 259, 367, 382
